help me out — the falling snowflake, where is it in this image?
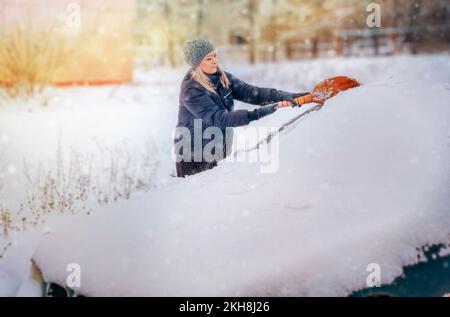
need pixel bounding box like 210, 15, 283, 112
7, 165, 16, 174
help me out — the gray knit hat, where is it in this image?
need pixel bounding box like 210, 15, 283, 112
183, 39, 215, 68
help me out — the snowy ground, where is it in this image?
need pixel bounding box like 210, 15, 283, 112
0, 55, 449, 296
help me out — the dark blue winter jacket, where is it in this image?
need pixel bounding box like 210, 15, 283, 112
174, 69, 283, 162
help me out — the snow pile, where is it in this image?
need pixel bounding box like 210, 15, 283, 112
1, 55, 449, 296
0, 269, 20, 297
35, 62, 450, 296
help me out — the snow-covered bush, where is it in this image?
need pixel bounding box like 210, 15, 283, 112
0, 25, 73, 103
1, 139, 159, 238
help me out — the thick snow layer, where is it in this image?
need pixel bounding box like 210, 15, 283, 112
1, 55, 450, 296
15, 278, 42, 297
0, 269, 20, 297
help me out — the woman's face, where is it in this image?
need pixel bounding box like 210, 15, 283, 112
199, 51, 218, 74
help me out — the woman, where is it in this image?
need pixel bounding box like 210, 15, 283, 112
174, 39, 309, 177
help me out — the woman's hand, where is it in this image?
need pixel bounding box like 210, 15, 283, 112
277, 91, 311, 107
248, 103, 279, 122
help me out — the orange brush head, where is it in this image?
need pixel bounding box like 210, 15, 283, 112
287, 76, 360, 107
311, 76, 360, 104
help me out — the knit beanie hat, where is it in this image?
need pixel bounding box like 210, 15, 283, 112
183, 39, 215, 68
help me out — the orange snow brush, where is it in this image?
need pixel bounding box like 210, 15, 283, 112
278, 76, 360, 108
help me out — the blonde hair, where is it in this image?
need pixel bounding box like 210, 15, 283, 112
191, 65, 230, 94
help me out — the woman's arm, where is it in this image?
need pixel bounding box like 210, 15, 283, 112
226, 72, 309, 107
226, 72, 279, 105
183, 87, 250, 129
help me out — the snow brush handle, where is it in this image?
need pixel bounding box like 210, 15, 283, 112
276, 93, 320, 108
294, 93, 317, 105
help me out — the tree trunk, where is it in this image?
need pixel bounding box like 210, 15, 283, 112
248, 0, 257, 64
312, 37, 319, 58
163, 2, 176, 68
372, 34, 379, 56
196, 0, 204, 37
406, 0, 423, 55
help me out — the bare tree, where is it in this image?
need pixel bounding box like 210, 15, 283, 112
196, 0, 205, 37
247, 0, 258, 64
